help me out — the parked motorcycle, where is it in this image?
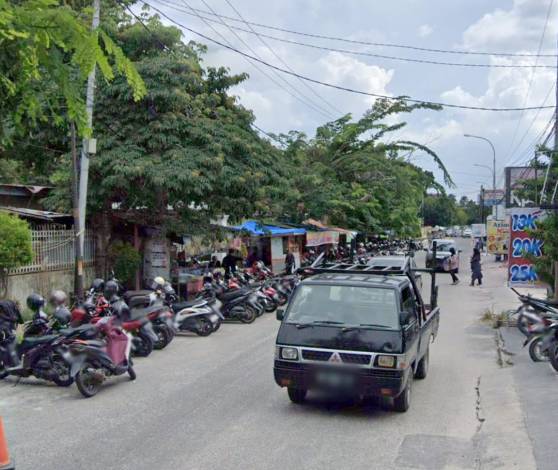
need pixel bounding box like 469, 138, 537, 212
69, 315, 135, 397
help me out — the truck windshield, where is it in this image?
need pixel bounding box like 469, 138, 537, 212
286, 284, 399, 329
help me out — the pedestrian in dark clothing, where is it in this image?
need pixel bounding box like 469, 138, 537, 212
222, 249, 241, 278
470, 248, 483, 286
285, 251, 295, 274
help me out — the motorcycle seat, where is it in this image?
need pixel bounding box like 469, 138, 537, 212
123, 290, 152, 302
219, 289, 249, 302
59, 325, 97, 338
129, 305, 166, 319
21, 334, 58, 347
172, 300, 206, 313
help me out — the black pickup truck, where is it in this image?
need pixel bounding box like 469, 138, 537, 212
273, 255, 440, 412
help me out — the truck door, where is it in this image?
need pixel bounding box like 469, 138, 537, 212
401, 286, 420, 360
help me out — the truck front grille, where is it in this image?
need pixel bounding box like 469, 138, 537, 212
301, 350, 332, 361
339, 353, 371, 365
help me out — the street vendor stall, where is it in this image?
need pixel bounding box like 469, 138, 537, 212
229, 220, 306, 273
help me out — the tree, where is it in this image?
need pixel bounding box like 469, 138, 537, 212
45, 15, 288, 232
0, 0, 146, 144
277, 99, 452, 236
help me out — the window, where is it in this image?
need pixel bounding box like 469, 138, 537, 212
401, 287, 415, 312
286, 284, 399, 329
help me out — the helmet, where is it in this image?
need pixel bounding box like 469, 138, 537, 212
91, 278, 105, 292
154, 276, 165, 287
49, 290, 67, 307
26, 293, 45, 312
54, 306, 71, 326
104, 280, 119, 300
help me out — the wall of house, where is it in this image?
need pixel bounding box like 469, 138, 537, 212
4, 267, 96, 308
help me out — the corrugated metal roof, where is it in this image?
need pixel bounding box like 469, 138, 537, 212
0, 206, 71, 222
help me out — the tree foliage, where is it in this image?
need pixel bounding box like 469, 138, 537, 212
0, 0, 146, 143
0, 212, 33, 270
108, 240, 141, 283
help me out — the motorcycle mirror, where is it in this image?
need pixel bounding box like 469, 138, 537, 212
276, 308, 285, 321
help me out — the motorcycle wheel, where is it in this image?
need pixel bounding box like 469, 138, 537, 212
128, 358, 136, 380
75, 364, 102, 398
212, 319, 222, 332
239, 306, 257, 324
264, 300, 277, 313
51, 354, 74, 387
0, 361, 8, 380
153, 325, 170, 350
528, 336, 549, 362
133, 332, 154, 357
549, 341, 558, 372
195, 317, 213, 337
276, 293, 288, 306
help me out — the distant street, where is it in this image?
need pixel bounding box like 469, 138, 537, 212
0, 239, 548, 469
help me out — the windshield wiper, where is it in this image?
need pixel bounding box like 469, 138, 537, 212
359, 323, 391, 329
312, 320, 343, 325
294, 323, 314, 329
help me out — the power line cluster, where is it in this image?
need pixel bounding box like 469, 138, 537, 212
139, 1, 556, 113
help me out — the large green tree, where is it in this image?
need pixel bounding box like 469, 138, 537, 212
276, 99, 453, 236
46, 14, 287, 232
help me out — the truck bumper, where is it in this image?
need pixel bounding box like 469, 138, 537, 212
274, 360, 406, 398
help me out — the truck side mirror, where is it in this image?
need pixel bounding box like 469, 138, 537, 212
276, 308, 285, 321
400, 309, 415, 325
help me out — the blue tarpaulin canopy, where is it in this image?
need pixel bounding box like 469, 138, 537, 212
230, 220, 306, 236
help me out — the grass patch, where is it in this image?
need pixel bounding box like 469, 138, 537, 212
480, 308, 509, 329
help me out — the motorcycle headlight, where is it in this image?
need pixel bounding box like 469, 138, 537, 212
281, 347, 298, 361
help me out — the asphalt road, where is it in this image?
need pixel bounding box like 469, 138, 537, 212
0, 240, 542, 469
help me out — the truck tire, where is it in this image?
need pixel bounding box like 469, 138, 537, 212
414, 347, 429, 379
393, 375, 412, 412
287, 387, 307, 404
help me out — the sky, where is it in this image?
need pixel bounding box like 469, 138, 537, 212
142, 0, 557, 200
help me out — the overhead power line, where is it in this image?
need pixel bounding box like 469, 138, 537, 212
152, 0, 558, 59
154, 0, 556, 69
183, 0, 335, 120
503, 0, 555, 167
221, 0, 342, 115
140, 2, 557, 112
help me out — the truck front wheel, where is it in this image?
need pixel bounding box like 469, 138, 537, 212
414, 347, 429, 379
287, 387, 307, 404
393, 376, 412, 412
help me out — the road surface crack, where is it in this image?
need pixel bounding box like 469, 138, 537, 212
494, 329, 514, 367
473, 376, 486, 470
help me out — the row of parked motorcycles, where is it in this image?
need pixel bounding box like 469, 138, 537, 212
0, 269, 299, 398
513, 288, 558, 369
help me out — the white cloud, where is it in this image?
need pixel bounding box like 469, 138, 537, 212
461, 0, 557, 53
418, 24, 433, 38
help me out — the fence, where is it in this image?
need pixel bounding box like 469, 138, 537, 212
7, 225, 96, 275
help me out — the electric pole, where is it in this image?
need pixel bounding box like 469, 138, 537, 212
75, 0, 100, 298
480, 185, 485, 223
554, 36, 558, 300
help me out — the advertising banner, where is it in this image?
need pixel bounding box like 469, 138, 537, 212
305, 231, 340, 247
508, 208, 546, 286
486, 220, 510, 255
505, 167, 539, 208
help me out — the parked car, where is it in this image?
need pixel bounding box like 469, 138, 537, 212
462, 228, 472, 238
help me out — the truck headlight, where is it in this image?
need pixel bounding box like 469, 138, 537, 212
376, 355, 396, 368
281, 347, 299, 360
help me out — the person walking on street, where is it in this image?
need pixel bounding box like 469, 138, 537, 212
448, 247, 460, 285
285, 250, 295, 274
470, 247, 483, 286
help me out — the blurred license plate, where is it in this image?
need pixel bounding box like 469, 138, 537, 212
316, 370, 354, 388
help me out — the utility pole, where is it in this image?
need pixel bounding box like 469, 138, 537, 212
71, 123, 83, 299
75, 0, 100, 298
480, 185, 484, 224
554, 36, 558, 300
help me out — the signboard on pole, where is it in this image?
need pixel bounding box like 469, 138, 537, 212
486, 220, 510, 255
482, 189, 505, 207
305, 231, 340, 247
508, 207, 545, 286
505, 167, 539, 208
